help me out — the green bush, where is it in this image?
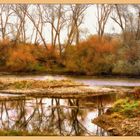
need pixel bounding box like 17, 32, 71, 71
112, 98, 140, 118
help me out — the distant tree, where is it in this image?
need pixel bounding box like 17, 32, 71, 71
133, 5, 140, 40
66, 4, 88, 47
96, 4, 112, 38
43, 4, 66, 56
111, 5, 127, 33
111, 4, 133, 41
0, 4, 13, 40
111, 5, 140, 42
11, 4, 28, 43
22, 4, 48, 50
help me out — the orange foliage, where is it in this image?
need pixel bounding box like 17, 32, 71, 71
78, 35, 119, 54
4, 42, 60, 72
133, 88, 140, 99
65, 35, 120, 75
0, 38, 11, 47
7, 44, 37, 71
37, 44, 59, 59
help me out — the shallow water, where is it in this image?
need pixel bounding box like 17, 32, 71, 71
0, 93, 22, 97
1, 74, 140, 87
70, 76, 140, 87
0, 94, 116, 136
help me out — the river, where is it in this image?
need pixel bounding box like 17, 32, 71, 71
0, 74, 139, 136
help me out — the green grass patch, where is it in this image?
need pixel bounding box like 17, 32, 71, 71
112, 98, 140, 118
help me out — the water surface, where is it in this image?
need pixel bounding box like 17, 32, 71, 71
0, 94, 116, 136
1, 74, 140, 87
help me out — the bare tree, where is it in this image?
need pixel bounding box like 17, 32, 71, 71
111, 5, 126, 32
43, 4, 67, 56
11, 4, 28, 43
111, 4, 132, 41
22, 4, 48, 50
133, 5, 140, 40
66, 4, 88, 47
0, 4, 13, 40
111, 4, 140, 41
96, 4, 112, 38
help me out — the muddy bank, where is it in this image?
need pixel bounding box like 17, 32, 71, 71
93, 114, 140, 136
93, 97, 140, 136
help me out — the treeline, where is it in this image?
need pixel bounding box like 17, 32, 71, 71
0, 4, 140, 76
0, 40, 60, 72
0, 35, 140, 76
65, 35, 140, 76
0, 4, 88, 55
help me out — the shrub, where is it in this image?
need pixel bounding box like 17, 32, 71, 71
0, 38, 63, 72
65, 35, 119, 75
112, 41, 140, 75
5, 42, 61, 72
0, 39, 11, 66
6, 44, 37, 72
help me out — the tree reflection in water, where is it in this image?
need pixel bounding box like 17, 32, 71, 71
0, 94, 115, 136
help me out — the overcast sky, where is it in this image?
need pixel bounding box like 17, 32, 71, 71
84, 5, 121, 34
54, 5, 122, 43
44, 5, 122, 43
1, 4, 124, 44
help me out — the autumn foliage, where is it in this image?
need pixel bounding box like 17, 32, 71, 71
0, 35, 140, 75
133, 88, 140, 99
65, 35, 120, 75
0, 39, 60, 72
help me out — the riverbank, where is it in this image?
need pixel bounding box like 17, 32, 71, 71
93, 94, 140, 136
